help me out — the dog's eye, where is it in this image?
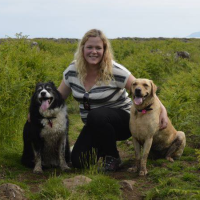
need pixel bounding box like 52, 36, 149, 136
132, 83, 137, 86
45, 86, 52, 91
37, 86, 43, 91
143, 84, 149, 87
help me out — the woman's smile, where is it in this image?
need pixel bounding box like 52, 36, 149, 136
83, 37, 104, 68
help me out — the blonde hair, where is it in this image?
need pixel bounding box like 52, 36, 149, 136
74, 29, 114, 85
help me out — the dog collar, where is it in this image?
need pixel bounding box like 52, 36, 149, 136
46, 117, 56, 128
137, 104, 153, 114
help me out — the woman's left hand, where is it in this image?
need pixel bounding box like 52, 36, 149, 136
159, 105, 168, 130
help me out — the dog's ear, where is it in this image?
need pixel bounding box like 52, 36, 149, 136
49, 81, 55, 85
150, 80, 157, 96
36, 82, 43, 90
48, 81, 56, 88
129, 81, 136, 96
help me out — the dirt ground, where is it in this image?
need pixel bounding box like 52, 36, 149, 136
0, 148, 153, 200
1, 141, 198, 200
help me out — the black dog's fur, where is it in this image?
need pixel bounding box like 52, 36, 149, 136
21, 82, 70, 173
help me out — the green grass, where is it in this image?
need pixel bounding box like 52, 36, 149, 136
31, 176, 70, 200
25, 168, 121, 200
68, 113, 83, 144
75, 175, 121, 200
0, 36, 200, 199
1, 114, 200, 199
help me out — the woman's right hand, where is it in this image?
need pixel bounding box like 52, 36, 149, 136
28, 113, 31, 122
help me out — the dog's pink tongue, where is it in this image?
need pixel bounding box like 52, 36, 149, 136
134, 97, 143, 105
40, 100, 50, 111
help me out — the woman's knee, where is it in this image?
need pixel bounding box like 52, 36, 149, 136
87, 107, 112, 126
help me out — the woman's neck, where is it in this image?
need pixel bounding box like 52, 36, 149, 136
84, 66, 100, 92
86, 64, 100, 72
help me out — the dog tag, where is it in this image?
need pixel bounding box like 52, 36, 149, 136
142, 110, 147, 114
48, 119, 53, 127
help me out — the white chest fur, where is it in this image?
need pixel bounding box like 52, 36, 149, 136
40, 105, 67, 142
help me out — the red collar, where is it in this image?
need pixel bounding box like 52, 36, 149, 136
46, 117, 56, 128
137, 104, 153, 114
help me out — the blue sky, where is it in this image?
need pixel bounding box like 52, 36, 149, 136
1, 0, 200, 39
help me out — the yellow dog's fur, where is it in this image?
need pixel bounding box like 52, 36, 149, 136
128, 79, 186, 176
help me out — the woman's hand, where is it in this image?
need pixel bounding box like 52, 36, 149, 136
155, 95, 168, 130
159, 104, 168, 130
28, 113, 31, 122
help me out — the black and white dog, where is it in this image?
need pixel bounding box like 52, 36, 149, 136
21, 82, 70, 173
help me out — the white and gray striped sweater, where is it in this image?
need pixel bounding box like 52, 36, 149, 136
63, 61, 132, 123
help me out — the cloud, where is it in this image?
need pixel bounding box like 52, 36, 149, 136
0, 0, 200, 38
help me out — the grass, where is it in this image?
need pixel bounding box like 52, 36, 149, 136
0, 112, 122, 200
31, 176, 70, 200
1, 125, 200, 199
68, 113, 84, 144
0, 37, 200, 199
75, 175, 121, 200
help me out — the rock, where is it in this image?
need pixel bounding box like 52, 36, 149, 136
119, 180, 136, 191
63, 175, 92, 190
150, 49, 162, 54
125, 140, 133, 146
175, 51, 190, 59
30, 41, 40, 51
0, 183, 26, 200
31, 41, 38, 47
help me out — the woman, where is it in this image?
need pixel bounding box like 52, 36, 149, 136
58, 29, 168, 171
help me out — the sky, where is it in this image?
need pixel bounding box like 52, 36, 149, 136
1, 0, 200, 39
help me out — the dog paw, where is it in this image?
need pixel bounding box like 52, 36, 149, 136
61, 165, 71, 172
127, 166, 138, 173
166, 157, 174, 162
139, 170, 148, 176
33, 168, 43, 174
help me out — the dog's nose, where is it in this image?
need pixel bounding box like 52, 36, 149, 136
135, 88, 141, 95
41, 92, 46, 97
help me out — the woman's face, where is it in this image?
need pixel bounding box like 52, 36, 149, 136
83, 37, 104, 68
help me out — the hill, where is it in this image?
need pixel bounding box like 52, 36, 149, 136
187, 31, 200, 38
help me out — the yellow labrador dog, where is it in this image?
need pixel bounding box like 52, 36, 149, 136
128, 79, 186, 176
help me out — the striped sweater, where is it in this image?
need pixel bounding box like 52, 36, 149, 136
63, 61, 132, 123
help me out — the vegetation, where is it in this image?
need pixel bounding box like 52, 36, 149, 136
0, 34, 200, 199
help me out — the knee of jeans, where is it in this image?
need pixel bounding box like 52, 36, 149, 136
87, 108, 109, 126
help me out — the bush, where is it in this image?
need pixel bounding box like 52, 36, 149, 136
0, 35, 199, 159
0, 34, 76, 146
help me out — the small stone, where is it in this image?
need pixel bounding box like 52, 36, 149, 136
125, 140, 133, 146
119, 180, 136, 191
63, 175, 92, 190
0, 183, 26, 200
